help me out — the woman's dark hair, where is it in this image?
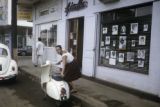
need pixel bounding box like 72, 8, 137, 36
56, 45, 62, 49
38, 37, 42, 41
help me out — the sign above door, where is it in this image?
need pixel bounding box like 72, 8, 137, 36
65, 0, 88, 16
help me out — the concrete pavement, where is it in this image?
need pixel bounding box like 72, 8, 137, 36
18, 56, 160, 107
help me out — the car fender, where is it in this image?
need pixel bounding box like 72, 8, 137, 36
8, 60, 18, 75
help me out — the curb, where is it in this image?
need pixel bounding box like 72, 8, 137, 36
18, 67, 40, 83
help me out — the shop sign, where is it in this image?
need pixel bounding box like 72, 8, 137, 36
99, 0, 120, 4
65, 0, 88, 16
17, 5, 32, 21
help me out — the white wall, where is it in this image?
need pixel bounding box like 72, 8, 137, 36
57, 19, 67, 49
34, 0, 62, 25
82, 15, 97, 76
96, 1, 160, 97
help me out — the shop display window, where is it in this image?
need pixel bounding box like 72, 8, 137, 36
99, 4, 152, 74
39, 23, 57, 47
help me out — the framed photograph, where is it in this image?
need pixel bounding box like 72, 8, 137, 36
100, 48, 105, 57
109, 58, 116, 65
105, 52, 110, 59
113, 40, 116, 47
105, 46, 110, 50
105, 36, 110, 45
119, 36, 127, 49
110, 51, 116, 59
127, 52, 135, 62
120, 25, 126, 35
137, 49, 146, 59
101, 41, 104, 46
139, 35, 146, 45
131, 40, 136, 47
130, 23, 138, 34
73, 39, 77, 45
118, 53, 124, 63
103, 27, 108, 34
138, 60, 144, 68
143, 24, 148, 32
112, 25, 118, 35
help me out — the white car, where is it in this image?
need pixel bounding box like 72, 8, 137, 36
0, 43, 18, 81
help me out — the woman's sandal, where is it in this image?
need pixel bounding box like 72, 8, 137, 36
71, 89, 78, 93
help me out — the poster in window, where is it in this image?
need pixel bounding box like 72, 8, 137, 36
131, 40, 136, 47
113, 40, 116, 47
137, 49, 146, 59
139, 35, 146, 45
110, 51, 116, 59
106, 46, 110, 50
109, 58, 116, 65
120, 25, 126, 35
105, 36, 110, 45
130, 23, 138, 34
127, 52, 135, 62
143, 24, 148, 32
138, 60, 144, 67
119, 36, 127, 49
103, 27, 108, 34
105, 51, 110, 59
100, 48, 105, 57
118, 53, 124, 63
112, 25, 118, 35
101, 41, 104, 46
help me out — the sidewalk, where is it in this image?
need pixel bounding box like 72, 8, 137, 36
18, 56, 160, 107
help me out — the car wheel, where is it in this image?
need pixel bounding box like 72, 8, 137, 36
21, 52, 26, 56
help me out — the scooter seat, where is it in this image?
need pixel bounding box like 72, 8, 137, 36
52, 74, 63, 81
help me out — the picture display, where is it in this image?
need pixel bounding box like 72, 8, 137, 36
99, 5, 152, 74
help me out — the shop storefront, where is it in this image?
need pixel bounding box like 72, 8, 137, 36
32, 0, 160, 97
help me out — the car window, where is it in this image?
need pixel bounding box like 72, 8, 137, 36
0, 48, 8, 57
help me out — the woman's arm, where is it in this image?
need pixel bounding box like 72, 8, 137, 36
61, 55, 67, 76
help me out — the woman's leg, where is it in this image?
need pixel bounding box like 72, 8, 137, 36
69, 82, 77, 93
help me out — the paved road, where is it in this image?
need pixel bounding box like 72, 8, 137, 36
0, 72, 80, 107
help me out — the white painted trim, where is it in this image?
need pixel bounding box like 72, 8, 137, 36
8, 0, 11, 25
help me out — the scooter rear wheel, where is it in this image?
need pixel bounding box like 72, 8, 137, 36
55, 100, 62, 107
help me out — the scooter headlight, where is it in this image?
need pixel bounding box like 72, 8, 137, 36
60, 88, 67, 101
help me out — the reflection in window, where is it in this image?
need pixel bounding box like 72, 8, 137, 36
40, 23, 57, 47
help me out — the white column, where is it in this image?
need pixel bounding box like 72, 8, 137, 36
82, 15, 96, 77
149, 0, 160, 97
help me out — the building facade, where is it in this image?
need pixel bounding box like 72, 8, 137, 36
32, 0, 160, 97
0, 0, 33, 52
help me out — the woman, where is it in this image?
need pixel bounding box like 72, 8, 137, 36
55, 45, 81, 93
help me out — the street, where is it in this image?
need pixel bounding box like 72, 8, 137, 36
0, 71, 80, 107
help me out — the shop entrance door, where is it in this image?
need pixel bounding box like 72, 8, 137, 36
68, 17, 84, 67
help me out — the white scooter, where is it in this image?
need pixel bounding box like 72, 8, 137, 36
41, 60, 70, 106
